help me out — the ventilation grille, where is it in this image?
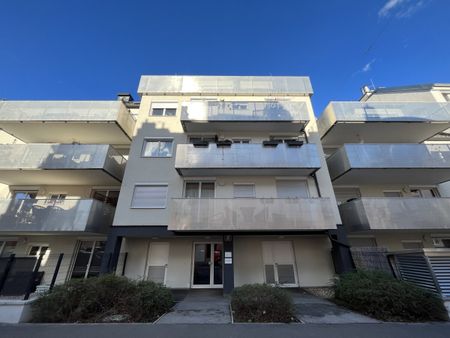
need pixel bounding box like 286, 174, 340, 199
395, 254, 438, 294
147, 265, 166, 284
428, 255, 450, 299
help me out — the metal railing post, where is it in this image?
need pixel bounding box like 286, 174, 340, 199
49, 253, 64, 290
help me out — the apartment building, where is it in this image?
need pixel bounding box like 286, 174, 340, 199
0, 97, 137, 289
317, 84, 450, 302
102, 75, 353, 293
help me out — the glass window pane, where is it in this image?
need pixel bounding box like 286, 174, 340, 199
159, 141, 173, 157
71, 241, 93, 279
201, 183, 215, 198
185, 182, 199, 198
165, 108, 176, 116
1, 241, 17, 257
29, 246, 39, 256
87, 241, 105, 278
152, 108, 164, 116
142, 141, 160, 157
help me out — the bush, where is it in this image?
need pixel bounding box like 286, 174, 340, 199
335, 270, 448, 322
31, 275, 174, 323
231, 284, 296, 323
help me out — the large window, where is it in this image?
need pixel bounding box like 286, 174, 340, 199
131, 185, 168, 208
0, 241, 17, 257
142, 139, 173, 157
150, 102, 177, 116
70, 240, 105, 279
91, 190, 120, 207
184, 181, 215, 198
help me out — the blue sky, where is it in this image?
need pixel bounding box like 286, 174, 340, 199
0, 0, 449, 114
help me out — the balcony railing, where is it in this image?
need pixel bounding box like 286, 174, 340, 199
318, 101, 450, 144
0, 101, 136, 143
175, 143, 321, 176
0, 199, 115, 233
168, 198, 336, 231
0, 144, 126, 182
327, 143, 450, 184
138, 75, 313, 95
339, 197, 450, 232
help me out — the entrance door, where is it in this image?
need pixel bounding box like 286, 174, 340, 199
262, 241, 298, 287
192, 243, 223, 288
70, 240, 105, 279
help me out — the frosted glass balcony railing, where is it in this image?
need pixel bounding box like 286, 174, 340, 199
138, 75, 313, 95
318, 101, 450, 144
339, 197, 450, 232
181, 101, 309, 122
0, 199, 115, 233
175, 143, 321, 176
0, 144, 126, 181
168, 198, 336, 231
0, 101, 136, 143
327, 144, 450, 184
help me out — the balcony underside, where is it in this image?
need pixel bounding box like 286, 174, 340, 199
0, 169, 121, 186
181, 121, 307, 133
321, 122, 450, 146
176, 167, 318, 176
339, 198, 450, 232
332, 168, 450, 185
0, 122, 131, 144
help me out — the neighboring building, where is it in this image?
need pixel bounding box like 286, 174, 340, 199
102, 75, 353, 293
0, 96, 137, 287
318, 83, 450, 297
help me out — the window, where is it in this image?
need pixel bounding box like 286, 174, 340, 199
383, 191, 403, 197
411, 188, 439, 198
150, 102, 177, 116
142, 139, 173, 157
28, 245, 49, 256
91, 190, 120, 207
401, 241, 423, 250
0, 241, 17, 257
276, 180, 309, 198
184, 181, 215, 198
232, 139, 250, 144
189, 136, 217, 144
233, 184, 255, 198
13, 191, 38, 200
70, 240, 105, 279
131, 185, 168, 208
443, 93, 450, 102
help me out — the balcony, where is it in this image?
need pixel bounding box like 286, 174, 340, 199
318, 102, 450, 145
327, 144, 450, 184
180, 101, 310, 132
175, 143, 321, 176
0, 199, 115, 234
0, 101, 136, 144
138, 75, 313, 95
0, 144, 126, 185
339, 197, 450, 232
168, 198, 336, 231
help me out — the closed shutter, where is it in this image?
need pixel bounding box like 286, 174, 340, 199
233, 184, 255, 198
276, 180, 309, 198
131, 185, 168, 208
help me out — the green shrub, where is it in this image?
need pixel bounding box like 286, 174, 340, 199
335, 270, 448, 322
31, 275, 174, 323
231, 284, 296, 323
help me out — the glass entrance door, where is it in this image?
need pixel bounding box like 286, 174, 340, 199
192, 243, 223, 288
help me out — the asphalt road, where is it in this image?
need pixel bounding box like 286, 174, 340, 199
1, 323, 449, 338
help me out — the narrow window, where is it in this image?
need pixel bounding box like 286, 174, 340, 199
131, 185, 168, 208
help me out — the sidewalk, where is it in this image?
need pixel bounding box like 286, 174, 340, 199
1, 323, 449, 338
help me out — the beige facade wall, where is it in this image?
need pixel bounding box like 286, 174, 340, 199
121, 235, 335, 288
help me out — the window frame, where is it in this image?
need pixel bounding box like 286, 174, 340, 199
233, 183, 256, 198
149, 102, 178, 117
141, 138, 174, 158
130, 184, 169, 209
183, 181, 216, 199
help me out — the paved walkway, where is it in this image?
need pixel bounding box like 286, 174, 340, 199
1, 323, 449, 338
156, 290, 231, 324
290, 290, 378, 324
